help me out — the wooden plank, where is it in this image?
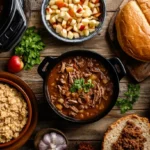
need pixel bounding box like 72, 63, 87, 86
25, 80, 150, 97
27, 12, 115, 56
25, 80, 150, 104
20, 140, 102, 150
0, 58, 148, 83
30, 0, 123, 11
2, 0, 150, 150
26, 110, 149, 141
28, 10, 113, 36
16, 109, 149, 147
35, 93, 150, 110
1, 59, 150, 98
29, 10, 114, 31
0, 64, 149, 100
106, 0, 123, 11
36, 100, 150, 121
0, 12, 116, 58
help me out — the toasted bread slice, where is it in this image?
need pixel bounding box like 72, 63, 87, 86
102, 114, 150, 150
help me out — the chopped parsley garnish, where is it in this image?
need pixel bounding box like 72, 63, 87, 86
83, 79, 94, 92
70, 78, 94, 93
116, 84, 140, 114
15, 27, 45, 70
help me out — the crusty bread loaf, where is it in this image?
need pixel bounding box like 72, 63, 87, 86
115, 0, 150, 62
102, 114, 150, 150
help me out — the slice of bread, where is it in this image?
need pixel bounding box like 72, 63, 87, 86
102, 114, 150, 150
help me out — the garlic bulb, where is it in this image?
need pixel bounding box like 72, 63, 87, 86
50, 132, 57, 144
39, 140, 49, 150
43, 134, 51, 145
49, 143, 56, 149
54, 134, 66, 145
38, 131, 67, 150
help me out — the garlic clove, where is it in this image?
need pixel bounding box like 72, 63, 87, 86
39, 140, 49, 150
56, 144, 67, 150
54, 134, 66, 145
49, 132, 57, 144
49, 143, 57, 149
43, 133, 52, 145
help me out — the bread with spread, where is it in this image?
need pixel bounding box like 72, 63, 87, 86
102, 114, 150, 150
115, 0, 150, 62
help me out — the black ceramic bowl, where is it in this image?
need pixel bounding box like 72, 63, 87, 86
38, 50, 126, 123
41, 0, 106, 43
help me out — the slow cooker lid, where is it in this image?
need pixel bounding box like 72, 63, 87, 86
0, 0, 27, 52
0, 0, 4, 17
0, 0, 14, 29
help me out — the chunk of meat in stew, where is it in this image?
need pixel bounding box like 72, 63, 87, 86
48, 56, 114, 120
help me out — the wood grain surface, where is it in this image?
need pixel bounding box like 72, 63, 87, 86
1, 0, 149, 149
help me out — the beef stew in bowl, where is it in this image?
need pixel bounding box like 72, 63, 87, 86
48, 56, 114, 120
38, 50, 126, 123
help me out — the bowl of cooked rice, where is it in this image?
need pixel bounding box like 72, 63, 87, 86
0, 75, 32, 148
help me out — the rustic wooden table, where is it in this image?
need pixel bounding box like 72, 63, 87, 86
1, 0, 150, 149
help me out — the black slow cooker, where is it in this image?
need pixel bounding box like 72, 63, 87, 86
0, 0, 27, 52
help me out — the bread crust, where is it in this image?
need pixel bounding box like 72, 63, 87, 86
102, 114, 150, 150
115, 0, 150, 62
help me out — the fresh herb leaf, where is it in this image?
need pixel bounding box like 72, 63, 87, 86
15, 27, 45, 70
70, 78, 94, 93
83, 79, 94, 92
70, 78, 84, 93
116, 84, 140, 114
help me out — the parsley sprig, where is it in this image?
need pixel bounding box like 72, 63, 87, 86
70, 78, 94, 93
116, 84, 140, 114
15, 27, 45, 70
